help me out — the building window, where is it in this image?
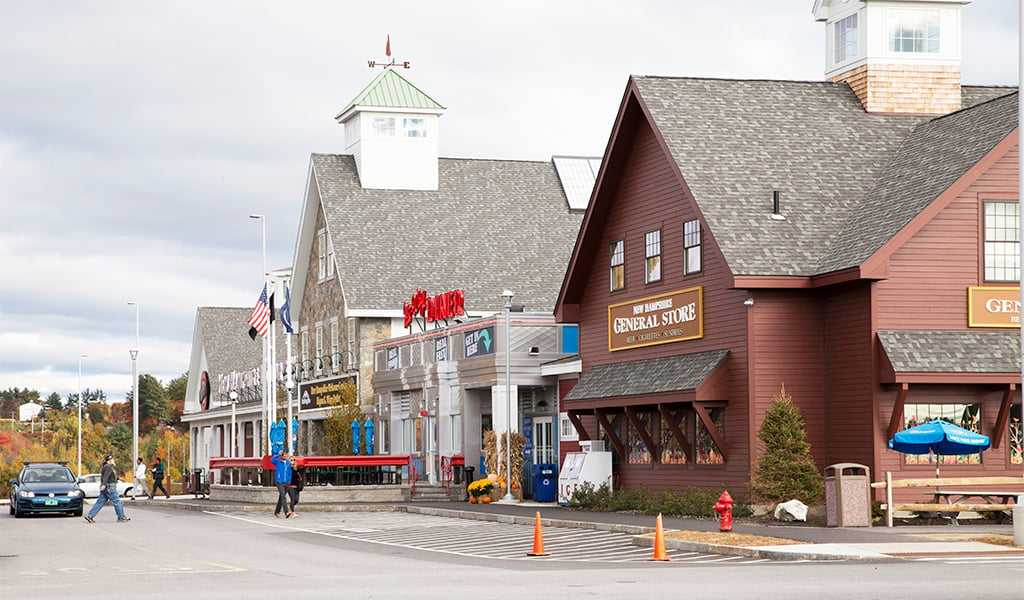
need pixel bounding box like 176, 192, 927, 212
984, 201, 1019, 282
902, 404, 982, 466
626, 411, 653, 464
610, 239, 625, 291
683, 219, 702, 275
326, 234, 335, 279
330, 319, 340, 373
660, 410, 687, 464
317, 229, 327, 281
645, 230, 662, 283
300, 328, 309, 378
695, 408, 725, 464
315, 325, 324, 376
372, 116, 396, 137
403, 117, 427, 138
887, 9, 939, 53
834, 12, 858, 63
559, 412, 579, 442
1010, 404, 1022, 466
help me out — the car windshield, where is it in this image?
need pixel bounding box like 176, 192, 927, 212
25, 468, 73, 483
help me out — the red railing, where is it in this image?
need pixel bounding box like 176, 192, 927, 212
440, 455, 465, 495
208, 455, 414, 488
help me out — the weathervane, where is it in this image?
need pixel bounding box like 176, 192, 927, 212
368, 35, 410, 69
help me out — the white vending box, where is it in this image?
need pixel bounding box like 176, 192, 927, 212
557, 440, 612, 505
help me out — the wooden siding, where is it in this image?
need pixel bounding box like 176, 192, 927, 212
822, 282, 876, 467
748, 291, 827, 471
569, 119, 755, 493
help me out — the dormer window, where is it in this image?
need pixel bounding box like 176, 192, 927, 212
372, 116, 396, 136
833, 12, 858, 63
888, 8, 940, 53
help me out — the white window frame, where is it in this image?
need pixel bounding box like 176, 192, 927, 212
984, 201, 1020, 283
833, 12, 858, 63
610, 239, 625, 291
645, 229, 662, 284
684, 219, 702, 275
315, 324, 324, 376
317, 228, 327, 281
330, 318, 340, 373
887, 8, 940, 54
559, 412, 579, 442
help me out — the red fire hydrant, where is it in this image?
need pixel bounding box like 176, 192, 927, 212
714, 491, 734, 532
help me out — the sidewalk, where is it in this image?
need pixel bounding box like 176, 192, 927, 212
143, 495, 1022, 561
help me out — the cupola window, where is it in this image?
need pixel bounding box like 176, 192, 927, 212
887, 8, 940, 53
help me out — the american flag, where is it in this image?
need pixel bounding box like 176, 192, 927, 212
247, 284, 271, 337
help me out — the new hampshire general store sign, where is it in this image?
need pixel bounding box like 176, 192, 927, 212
608, 287, 703, 351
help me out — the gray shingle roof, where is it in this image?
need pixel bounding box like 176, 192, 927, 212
563, 349, 728, 401
197, 307, 264, 379
877, 329, 1021, 373
818, 93, 1019, 273
311, 155, 583, 313
630, 77, 1018, 278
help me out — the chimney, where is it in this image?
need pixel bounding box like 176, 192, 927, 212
813, 0, 968, 115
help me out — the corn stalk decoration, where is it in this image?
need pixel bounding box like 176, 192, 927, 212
482, 429, 526, 493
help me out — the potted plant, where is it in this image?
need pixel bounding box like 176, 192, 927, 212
467, 478, 494, 503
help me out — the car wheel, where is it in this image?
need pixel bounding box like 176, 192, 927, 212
8, 503, 13, 515
13, 506, 23, 518
73, 508, 83, 517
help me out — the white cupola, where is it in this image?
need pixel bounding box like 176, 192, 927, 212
335, 67, 446, 190
813, 0, 969, 114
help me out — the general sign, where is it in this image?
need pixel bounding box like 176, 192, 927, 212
967, 286, 1020, 328
608, 287, 703, 351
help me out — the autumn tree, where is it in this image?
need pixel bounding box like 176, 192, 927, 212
321, 380, 363, 455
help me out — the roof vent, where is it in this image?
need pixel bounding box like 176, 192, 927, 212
769, 190, 786, 221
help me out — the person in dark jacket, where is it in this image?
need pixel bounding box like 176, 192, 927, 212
287, 456, 303, 512
85, 455, 129, 523
271, 451, 294, 518
149, 457, 170, 499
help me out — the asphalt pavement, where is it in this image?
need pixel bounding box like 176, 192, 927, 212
126, 494, 1023, 561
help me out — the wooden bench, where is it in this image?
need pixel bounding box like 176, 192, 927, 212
871, 473, 1024, 527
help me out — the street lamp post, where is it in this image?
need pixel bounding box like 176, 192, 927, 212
249, 214, 269, 455
128, 301, 140, 469
499, 290, 517, 503
229, 391, 238, 458
77, 354, 87, 478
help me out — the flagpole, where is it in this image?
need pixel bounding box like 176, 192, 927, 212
270, 276, 278, 443
285, 278, 294, 455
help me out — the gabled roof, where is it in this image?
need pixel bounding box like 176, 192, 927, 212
335, 68, 445, 121
819, 93, 1019, 274
557, 77, 1016, 314
196, 307, 263, 379
304, 154, 584, 315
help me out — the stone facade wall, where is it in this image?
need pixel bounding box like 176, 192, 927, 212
831, 63, 961, 115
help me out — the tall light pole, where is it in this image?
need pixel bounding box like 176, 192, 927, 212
77, 354, 87, 478
249, 213, 268, 455
229, 391, 238, 457
499, 290, 517, 503
128, 301, 140, 470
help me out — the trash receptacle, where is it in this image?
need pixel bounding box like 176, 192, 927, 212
192, 468, 205, 497
824, 463, 871, 527
532, 463, 557, 502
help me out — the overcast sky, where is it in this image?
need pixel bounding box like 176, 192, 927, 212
0, 0, 1018, 402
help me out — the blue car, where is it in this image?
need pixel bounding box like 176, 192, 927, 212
9, 462, 84, 518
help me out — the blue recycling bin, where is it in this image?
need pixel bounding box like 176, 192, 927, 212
531, 463, 557, 502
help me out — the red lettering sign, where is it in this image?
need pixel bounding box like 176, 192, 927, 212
403, 289, 465, 328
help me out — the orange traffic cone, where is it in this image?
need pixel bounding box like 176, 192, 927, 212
527, 511, 550, 556
648, 513, 669, 561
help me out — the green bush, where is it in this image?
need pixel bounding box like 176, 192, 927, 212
568, 482, 752, 518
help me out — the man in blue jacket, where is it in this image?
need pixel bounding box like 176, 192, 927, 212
270, 451, 294, 518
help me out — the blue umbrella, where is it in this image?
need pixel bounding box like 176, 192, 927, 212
888, 419, 990, 476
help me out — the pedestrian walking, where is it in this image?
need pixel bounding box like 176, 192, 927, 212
131, 457, 149, 500
150, 457, 170, 499
287, 456, 303, 513
84, 455, 129, 523
271, 451, 294, 518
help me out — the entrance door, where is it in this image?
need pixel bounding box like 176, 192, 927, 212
533, 416, 554, 464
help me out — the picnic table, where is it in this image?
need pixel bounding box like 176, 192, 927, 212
926, 490, 1020, 525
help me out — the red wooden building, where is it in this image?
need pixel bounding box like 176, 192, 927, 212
554, 0, 1021, 498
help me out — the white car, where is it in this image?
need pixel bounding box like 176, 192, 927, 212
76, 474, 134, 498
